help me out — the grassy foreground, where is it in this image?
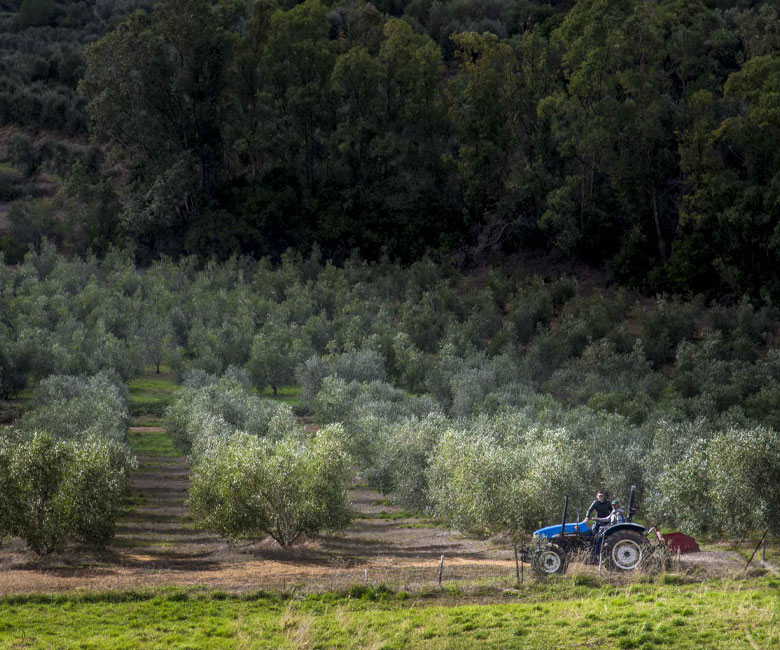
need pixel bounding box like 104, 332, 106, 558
0, 578, 777, 649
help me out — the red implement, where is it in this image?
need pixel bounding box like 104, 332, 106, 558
661, 532, 700, 554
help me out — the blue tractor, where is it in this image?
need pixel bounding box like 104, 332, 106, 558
529, 486, 656, 576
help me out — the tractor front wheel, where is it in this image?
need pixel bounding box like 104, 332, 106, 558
603, 531, 645, 571
531, 543, 567, 577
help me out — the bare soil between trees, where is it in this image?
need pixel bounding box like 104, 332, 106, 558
0, 428, 753, 595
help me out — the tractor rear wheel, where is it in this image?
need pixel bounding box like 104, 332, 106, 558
531, 543, 567, 577
603, 531, 646, 571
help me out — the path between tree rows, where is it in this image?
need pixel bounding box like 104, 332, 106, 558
0, 426, 528, 594
1, 426, 763, 594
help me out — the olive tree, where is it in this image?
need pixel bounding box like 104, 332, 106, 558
0, 329, 27, 399
366, 414, 445, 512
709, 426, 780, 536
17, 372, 130, 442
247, 325, 309, 396
427, 429, 533, 538
165, 374, 298, 453
427, 425, 589, 538
296, 347, 387, 409
0, 373, 134, 553
188, 425, 352, 546
138, 313, 173, 374
0, 431, 134, 553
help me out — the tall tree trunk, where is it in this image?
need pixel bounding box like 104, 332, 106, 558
652, 184, 667, 260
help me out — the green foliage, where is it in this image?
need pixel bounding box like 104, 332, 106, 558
0, 0, 778, 285
547, 339, 665, 423
297, 348, 387, 410
80, 0, 233, 256
365, 414, 446, 512
0, 324, 27, 398
641, 298, 698, 367
166, 370, 353, 547
15, 0, 57, 29
313, 377, 404, 424
647, 424, 780, 536
165, 372, 297, 454
17, 372, 131, 442
0, 431, 132, 553
0, 373, 134, 553
427, 425, 589, 538
5, 246, 780, 543
189, 426, 352, 546
247, 318, 310, 395
9, 135, 40, 178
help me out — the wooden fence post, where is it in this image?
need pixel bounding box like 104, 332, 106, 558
744, 530, 769, 575
521, 541, 524, 586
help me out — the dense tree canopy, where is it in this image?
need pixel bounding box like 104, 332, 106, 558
0, 0, 777, 299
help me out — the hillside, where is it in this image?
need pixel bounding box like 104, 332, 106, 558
0, 0, 777, 299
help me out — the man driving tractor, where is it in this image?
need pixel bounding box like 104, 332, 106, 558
585, 489, 612, 533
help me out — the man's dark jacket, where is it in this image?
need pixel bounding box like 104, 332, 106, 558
586, 499, 612, 520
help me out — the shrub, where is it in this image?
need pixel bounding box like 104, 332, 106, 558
641, 298, 698, 367
427, 429, 534, 538
9, 134, 40, 178
546, 339, 665, 423
509, 277, 554, 344
365, 414, 446, 512
17, 372, 130, 442
427, 425, 589, 538
0, 372, 134, 552
296, 348, 387, 410
15, 0, 57, 29
0, 329, 27, 398
710, 297, 776, 362
450, 363, 498, 417
0, 430, 133, 553
188, 426, 352, 545
391, 331, 431, 392
709, 427, 780, 536
398, 290, 451, 353
455, 288, 504, 351
296, 355, 330, 410
247, 323, 311, 395
165, 374, 298, 454
644, 420, 717, 535
424, 349, 514, 416
667, 336, 768, 418
313, 377, 408, 424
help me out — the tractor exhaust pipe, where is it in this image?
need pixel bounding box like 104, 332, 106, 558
627, 485, 636, 522
560, 494, 569, 538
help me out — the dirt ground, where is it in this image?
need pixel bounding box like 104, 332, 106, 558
0, 429, 755, 595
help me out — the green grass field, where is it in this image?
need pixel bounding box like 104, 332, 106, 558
127, 369, 180, 417
126, 428, 180, 457
257, 384, 302, 407
127, 371, 302, 417
0, 578, 777, 649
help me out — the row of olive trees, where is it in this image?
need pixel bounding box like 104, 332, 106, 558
4, 248, 780, 540
0, 372, 135, 553
309, 373, 780, 540
313, 383, 635, 539
166, 372, 352, 546
4, 246, 780, 429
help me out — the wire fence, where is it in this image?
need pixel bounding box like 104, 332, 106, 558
231, 539, 771, 596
